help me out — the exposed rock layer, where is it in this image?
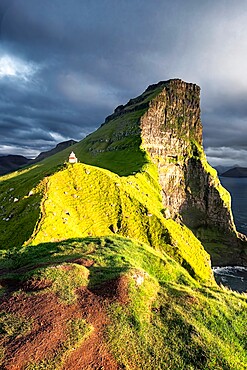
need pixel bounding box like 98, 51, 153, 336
139, 79, 236, 234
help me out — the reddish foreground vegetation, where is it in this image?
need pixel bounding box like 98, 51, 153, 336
0, 275, 129, 370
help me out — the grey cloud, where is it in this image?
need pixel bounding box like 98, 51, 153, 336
202, 91, 247, 150
205, 147, 247, 167
0, 0, 247, 163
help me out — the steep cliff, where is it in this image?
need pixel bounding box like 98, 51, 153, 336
139, 80, 235, 231
98, 79, 246, 263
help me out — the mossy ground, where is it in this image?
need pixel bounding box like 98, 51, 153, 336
0, 236, 246, 369
26, 318, 93, 370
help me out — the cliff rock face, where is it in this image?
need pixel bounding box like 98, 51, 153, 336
105, 79, 236, 235
139, 79, 236, 234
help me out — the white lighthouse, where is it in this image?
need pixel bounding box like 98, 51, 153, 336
68, 151, 78, 164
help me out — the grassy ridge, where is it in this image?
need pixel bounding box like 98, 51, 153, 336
9, 162, 211, 283
0, 143, 212, 283
0, 89, 157, 249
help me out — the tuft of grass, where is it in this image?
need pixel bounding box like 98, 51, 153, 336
23, 263, 89, 304
0, 311, 33, 338
0, 311, 33, 367
106, 272, 247, 370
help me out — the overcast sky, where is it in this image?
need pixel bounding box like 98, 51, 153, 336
0, 0, 247, 167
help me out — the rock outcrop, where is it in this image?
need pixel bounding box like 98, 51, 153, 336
104, 79, 236, 235
139, 79, 236, 233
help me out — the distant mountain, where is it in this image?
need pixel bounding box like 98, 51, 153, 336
0, 155, 31, 175
0, 139, 77, 175
30, 139, 77, 164
214, 165, 238, 175
221, 167, 247, 178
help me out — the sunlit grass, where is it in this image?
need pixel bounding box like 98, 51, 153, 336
0, 236, 246, 369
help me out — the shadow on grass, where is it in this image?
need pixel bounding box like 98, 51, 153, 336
0, 237, 130, 292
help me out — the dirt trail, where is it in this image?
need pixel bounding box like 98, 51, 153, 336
0, 292, 78, 369
0, 276, 128, 370
62, 287, 119, 370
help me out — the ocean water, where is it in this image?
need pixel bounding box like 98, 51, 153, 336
219, 177, 247, 235
213, 266, 247, 293
213, 177, 247, 292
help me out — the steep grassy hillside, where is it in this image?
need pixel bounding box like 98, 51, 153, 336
0, 236, 246, 369
0, 82, 162, 249
0, 159, 212, 283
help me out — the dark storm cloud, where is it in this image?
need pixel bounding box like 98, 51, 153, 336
201, 85, 247, 166
0, 0, 247, 165
205, 147, 247, 167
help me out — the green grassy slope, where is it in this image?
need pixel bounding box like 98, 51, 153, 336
0, 84, 160, 248
0, 236, 246, 369
0, 161, 212, 283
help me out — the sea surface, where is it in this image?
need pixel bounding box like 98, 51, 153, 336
213, 177, 247, 292
213, 266, 247, 293
220, 176, 247, 235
